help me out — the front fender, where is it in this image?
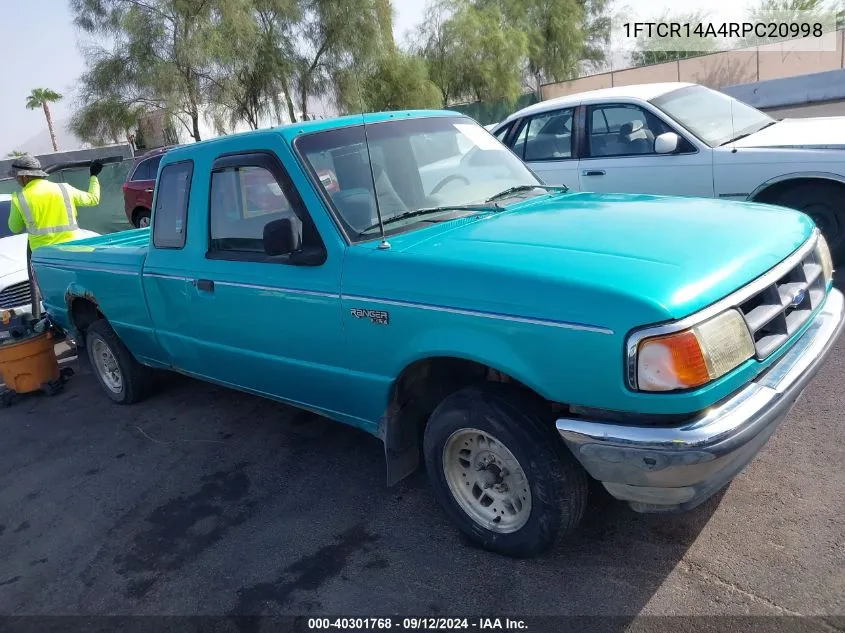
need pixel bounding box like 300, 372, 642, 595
749, 171, 845, 201
395, 326, 551, 400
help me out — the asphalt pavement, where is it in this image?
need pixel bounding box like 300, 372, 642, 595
0, 335, 842, 625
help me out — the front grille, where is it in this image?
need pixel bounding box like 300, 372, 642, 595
737, 245, 826, 359
0, 281, 32, 310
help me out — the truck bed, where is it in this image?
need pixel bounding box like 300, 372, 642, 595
31, 228, 161, 363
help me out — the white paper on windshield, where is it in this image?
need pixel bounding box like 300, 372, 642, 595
454, 123, 504, 151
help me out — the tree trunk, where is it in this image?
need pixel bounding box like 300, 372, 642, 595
300, 81, 309, 122
284, 86, 297, 123
191, 112, 201, 142
43, 103, 58, 152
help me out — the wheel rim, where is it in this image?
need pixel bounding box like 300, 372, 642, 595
803, 203, 843, 250
442, 428, 532, 534
138, 216, 151, 228
92, 338, 123, 394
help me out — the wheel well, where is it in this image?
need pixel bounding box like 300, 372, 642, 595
381, 357, 554, 485
69, 297, 104, 343
752, 177, 845, 205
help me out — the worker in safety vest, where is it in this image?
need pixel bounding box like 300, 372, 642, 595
7, 154, 103, 318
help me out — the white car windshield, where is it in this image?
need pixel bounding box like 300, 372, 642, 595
651, 85, 775, 148
296, 115, 542, 240
0, 199, 12, 239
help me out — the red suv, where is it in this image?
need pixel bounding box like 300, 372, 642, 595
122, 146, 177, 228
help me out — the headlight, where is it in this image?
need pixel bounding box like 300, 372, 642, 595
816, 233, 834, 286
631, 309, 755, 392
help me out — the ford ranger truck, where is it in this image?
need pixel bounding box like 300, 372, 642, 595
30, 111, 845, 558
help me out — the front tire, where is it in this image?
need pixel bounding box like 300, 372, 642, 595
423, 384, 588, 558
772, 182, 845, 263
86, 319, 151, 404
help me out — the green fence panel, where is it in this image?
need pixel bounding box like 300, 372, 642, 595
0, 160, 134, 235
450, 93, 539, 126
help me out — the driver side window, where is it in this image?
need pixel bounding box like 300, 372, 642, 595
587, 104, 684, 158
512, 108, 574, 162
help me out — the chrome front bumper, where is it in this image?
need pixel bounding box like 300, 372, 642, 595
556, 288, 845, 513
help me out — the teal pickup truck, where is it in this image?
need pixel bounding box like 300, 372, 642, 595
31, 110, 845, 557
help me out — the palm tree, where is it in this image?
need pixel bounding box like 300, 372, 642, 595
26, 88, 63, 152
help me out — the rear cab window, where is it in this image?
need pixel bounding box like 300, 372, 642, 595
152, 161, 193, 249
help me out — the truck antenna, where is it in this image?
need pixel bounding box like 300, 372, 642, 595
360, 118, 390, 250
348, 35, 389, 251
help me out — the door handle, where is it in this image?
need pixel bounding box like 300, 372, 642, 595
195, 279, 215, 292
144, 188, 154, 193
582, 169, 606, 176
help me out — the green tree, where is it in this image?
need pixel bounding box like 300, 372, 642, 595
479, 0, 613, 94
416, 1, 527, 106
291, 0, 389, 121
6, 150, 25, 158
69, 97, 143, 147
70, 0, 234, 142
414, 0, 462, 106
337, 49, 442, 112
629, 10, 722, 67
26, 88, 63, 152
205, 0, 299, 130
742, 0, 838, 46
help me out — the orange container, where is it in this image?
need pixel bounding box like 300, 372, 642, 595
0, 332, 60, 394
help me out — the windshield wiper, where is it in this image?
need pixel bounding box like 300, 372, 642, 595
720, 120, 778, 146
360, 204, 499, 233
485, 184, 568, 203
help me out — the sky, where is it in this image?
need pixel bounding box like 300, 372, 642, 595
0, 0, 750, 156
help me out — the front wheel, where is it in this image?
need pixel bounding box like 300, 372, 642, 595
86, 319, 152, 404
423, 385, 588, 558
772, 182, 845, 263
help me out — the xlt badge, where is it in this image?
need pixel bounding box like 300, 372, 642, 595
350, 308, 390, 325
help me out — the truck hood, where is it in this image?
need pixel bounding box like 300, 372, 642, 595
0, 234, 29, 277
373, 192, 814, 330
730, 117, 845, 149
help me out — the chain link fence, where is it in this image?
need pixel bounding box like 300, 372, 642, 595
0, 160, 135, 235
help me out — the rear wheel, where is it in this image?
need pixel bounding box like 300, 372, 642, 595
423, 384, 588, 558
771, 182, 845, 263
86, 319, 152, 404
133, 208, 151, 228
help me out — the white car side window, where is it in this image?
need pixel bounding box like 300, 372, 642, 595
588, 105, 666, 158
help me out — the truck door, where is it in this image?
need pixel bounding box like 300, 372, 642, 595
181, 145, 346, 414
141, 159, 198, 368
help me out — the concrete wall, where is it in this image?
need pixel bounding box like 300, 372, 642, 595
541, 29, 845, 102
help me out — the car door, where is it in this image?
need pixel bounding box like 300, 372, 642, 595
183, 148, 345, 414
123, 155, 160, 226
506, 107, 581, 190
578, 103, 714, 198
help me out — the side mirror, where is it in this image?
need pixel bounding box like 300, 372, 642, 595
654, 132, 680, 154
263, 217, 301, 256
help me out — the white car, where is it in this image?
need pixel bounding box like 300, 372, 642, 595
0, 194, 98, 316
491, 82, 845, 262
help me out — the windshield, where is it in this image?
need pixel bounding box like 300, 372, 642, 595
296, 116, 541, 240
0, 200, 12, 239
650, 85, 774, 147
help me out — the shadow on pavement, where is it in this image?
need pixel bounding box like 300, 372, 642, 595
0, 352, 722, 618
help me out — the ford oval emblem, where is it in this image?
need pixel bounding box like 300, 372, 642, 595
790, 288, 807, 308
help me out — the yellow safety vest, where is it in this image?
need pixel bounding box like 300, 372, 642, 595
11, 178, 99, 251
